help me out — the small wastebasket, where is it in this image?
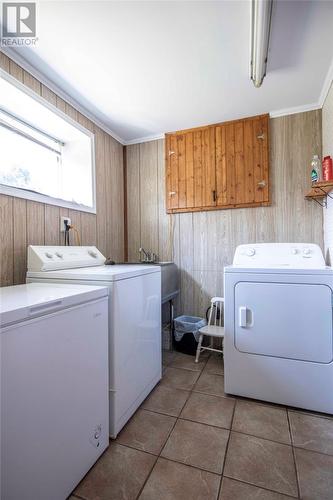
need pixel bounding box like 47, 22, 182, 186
173, 315, 207, 355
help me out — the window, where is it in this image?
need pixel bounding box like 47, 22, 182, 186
0, 71, 95, 212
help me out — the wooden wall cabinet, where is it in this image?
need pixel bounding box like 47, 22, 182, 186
165, 114, 270, 213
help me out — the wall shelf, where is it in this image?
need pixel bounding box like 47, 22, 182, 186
305, 181, 333, 208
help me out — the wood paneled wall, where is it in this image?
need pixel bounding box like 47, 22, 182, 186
126, 110, 323, 317
0, 52, 124, 286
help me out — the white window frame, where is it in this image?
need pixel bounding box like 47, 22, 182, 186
0, 70, 96, 214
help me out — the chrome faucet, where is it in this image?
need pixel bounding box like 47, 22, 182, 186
139, 247, 149, 262
139, 248, 157, 263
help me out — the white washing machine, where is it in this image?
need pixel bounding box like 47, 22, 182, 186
0, 283, 109, 500
27, 245, 162, 437
224, 243, 333, 414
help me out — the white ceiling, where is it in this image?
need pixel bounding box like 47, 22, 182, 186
4, 0, 333, 144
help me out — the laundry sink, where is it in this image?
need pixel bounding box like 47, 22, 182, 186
154, 262, 180, 303
117, 261, 180, 303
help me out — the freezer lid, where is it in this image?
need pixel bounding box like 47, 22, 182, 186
0, 283, 108, 327
26, 264, 161, 281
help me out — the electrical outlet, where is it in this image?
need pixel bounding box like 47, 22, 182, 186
60, 216, 71, 232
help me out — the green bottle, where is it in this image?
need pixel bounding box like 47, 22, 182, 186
311, 155, 321, 183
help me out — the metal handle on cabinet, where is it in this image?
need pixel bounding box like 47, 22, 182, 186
257, 180, 266, 189
168, 150, 176, 156
212, 190, 217, 202
169, 191, 176, 196
257, 134, 265, 140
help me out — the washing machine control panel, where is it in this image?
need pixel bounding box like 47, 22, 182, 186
27, 245, 106, 271
233, 243, 325, 268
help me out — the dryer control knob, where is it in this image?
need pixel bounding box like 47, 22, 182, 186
55, 252, 63, 258
246, 248, 255, 257
88, 250, 98, 258
303, 248, 311, 256
45, 252, 53, 259
292, 248, 298, 255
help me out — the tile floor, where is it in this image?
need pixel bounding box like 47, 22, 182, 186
70, 351, 333, 500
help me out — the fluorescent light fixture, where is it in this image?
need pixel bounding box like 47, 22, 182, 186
250, 0, 273, 88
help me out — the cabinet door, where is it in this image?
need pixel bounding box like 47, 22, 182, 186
215, 115, 269, 208
215, 122, 236, 205
166, 114, 269, 213
166, 127, 216, 212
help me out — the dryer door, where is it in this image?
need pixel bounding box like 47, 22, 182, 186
234, 282, 333, 363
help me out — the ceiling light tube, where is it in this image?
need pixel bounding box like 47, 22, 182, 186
250, 0, 273, 88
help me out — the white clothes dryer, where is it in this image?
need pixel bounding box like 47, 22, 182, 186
224, 243, 333, 414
